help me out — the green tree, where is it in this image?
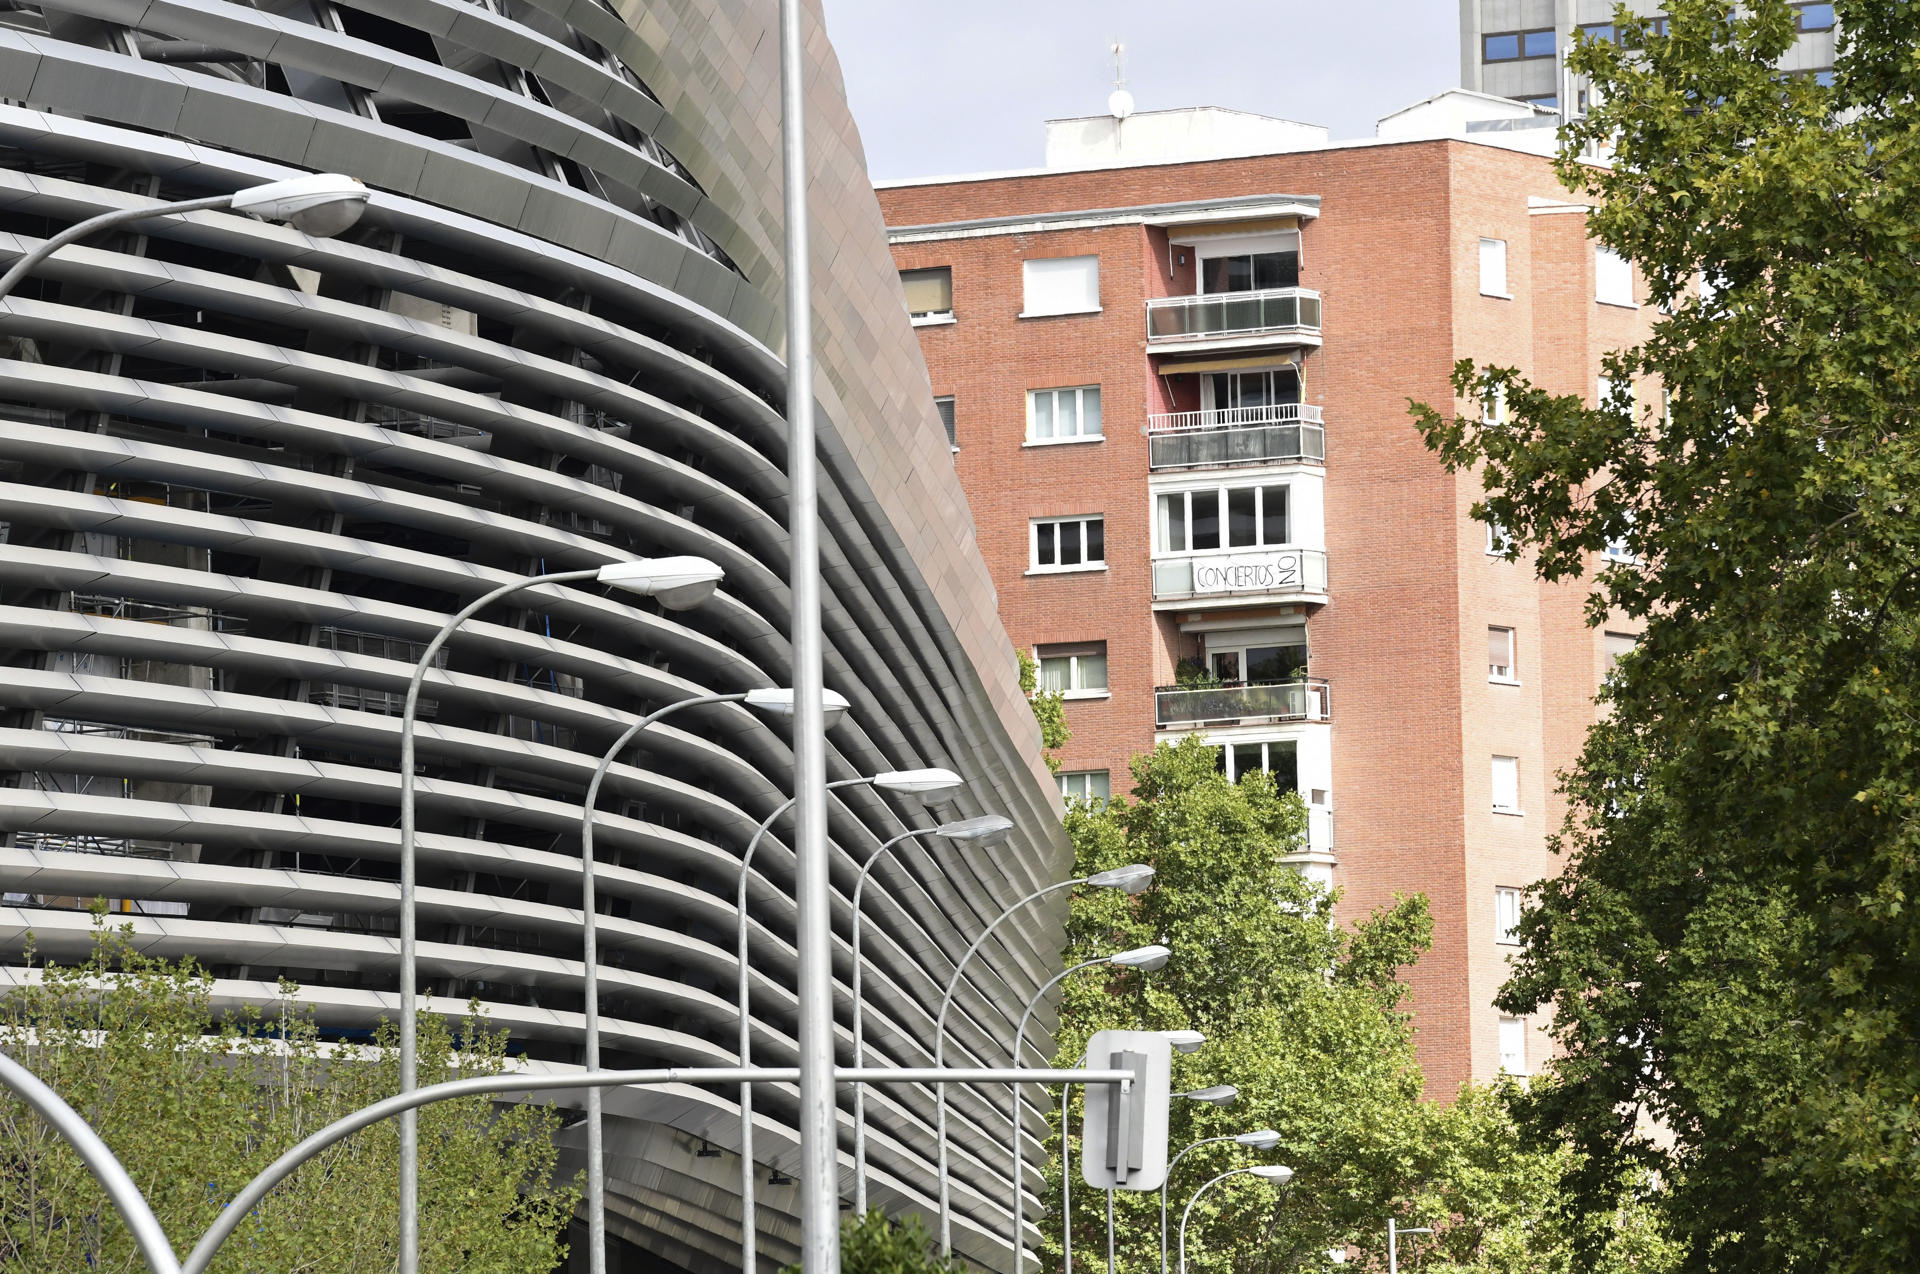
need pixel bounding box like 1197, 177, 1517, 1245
1018, 648, 1070, 773
0, 915, 578, 1272
786, 1210, 968, 1274
1409, 2, 1920, 1268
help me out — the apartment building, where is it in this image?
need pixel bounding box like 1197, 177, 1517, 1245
879, 104, 1650, 1092
1461, 0, 1838, 110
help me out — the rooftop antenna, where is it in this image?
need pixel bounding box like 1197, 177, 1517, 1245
1107, 40, 1134, 121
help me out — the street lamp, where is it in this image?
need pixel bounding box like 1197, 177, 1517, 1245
0, 172, 369, 301
933, 863, 1156, 1255
851, 812, 1015, 1213
575, 686, 843, 1274
1159, 1129, 1281, 1274
734, 765, 964, 1274
1176, 1085, 1239, 1105
1005, 945, 1170, 1274
395, 555, 723, 1274
1179, 1164, 1294, 1274
1161, 1030, 1206, 1054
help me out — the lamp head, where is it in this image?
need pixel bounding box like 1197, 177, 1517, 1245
1179, 1085, 1239, 1106
1108, 944, 1171, 971
744, 686, 851, 728
1252, 1164, 1294, 1185
935, 813, 1014, 844
1235, 1129, 1282, 1149
595, 556, 725, 610
871, 768, 965, 798
1161, 1029, 1206, 1053
228, 173, 368, 237
1087, 863, 1155, 894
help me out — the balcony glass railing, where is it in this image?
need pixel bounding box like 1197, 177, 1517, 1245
1154, 677, 1332, 729
1151, 547, 1328, 603
1146, 404, 1325, 471
1145, 287, 1322, 344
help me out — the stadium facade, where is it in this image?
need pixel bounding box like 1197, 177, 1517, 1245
0, 1, 1069, 1270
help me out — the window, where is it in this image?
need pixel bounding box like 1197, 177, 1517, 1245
1022, 256, 1100, 317
1207, 638, 1308, 686
901, 267, 952, 322
1483, 29, 1554, 61
1482, 382, 1507, 426
1205, 367, 1300, 410
1519, 93, 1559, 111
1028, 386, 1103, 443
1496, 888, 1523, 945
1201, 243, 1299, 294
1031, 516, 1105, 571
1578, 22, 1617, 44
1795, 3, 1836, 32
1058, 770, 1111, 802
1489, 627, 1516, 682
1595, 245, 1635, 307
1036, 642, 1108, 698
1156, 483, 1289, 553
1604, 510, 1638, 563
934, 396, 956, 450
1479, 237, 1508, 297
1215, 738, 1300, 788
1487, 520, 1514, 556
1498, 1015, 1528, 1074
1491, 755, 1521, 813
1604, 631, 1639, 678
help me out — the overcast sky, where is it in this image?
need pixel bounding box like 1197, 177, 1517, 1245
819, 1, 1463, 182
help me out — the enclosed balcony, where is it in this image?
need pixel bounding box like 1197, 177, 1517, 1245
1151, 546, 1328, 607
1147, 403, 1325, 471
1145, 287, 1322, 351
1154, 677, 1331, 730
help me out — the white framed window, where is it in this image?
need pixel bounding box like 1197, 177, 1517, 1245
1028, 386, 1103, 443
934, 396, 957, 451
1036, 642, 1108, 698
1031, 516, 1105, 572
1603, 510, 1638, 563
1479, 237, 1509, 297
1491, 755, 1521, 813
1482, 382, 1507, 426
1495, 887, 1523, 945
1486, 520, 1514, 556
901, 266, 953, 322
1498, 1015, 1528, 1074
1488, 626, 1517, 682
1604, 630, 1639, 679
1155, 482, 1290, 553
1595, 245, 1635, 307
1216, 737, 1301, 788
1022, 255, 1100, 317
1058, 770, 1111, 802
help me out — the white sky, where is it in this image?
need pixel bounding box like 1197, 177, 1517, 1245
819, 0, 1463, 182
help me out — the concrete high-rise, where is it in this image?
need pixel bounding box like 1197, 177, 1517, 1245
0, 2, 1065, 1269
880, 103, 1652, 1094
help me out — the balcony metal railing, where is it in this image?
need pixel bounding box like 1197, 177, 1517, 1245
1151, 547, 1328, 603
1154, 677, 1332, 729
1145, 287, 1322, 344
1146, 403, 1326, 470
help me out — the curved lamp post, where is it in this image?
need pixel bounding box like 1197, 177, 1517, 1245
1178, 1164, 1294, 1274
0, 172, 369, 302
1004, 944, 1170, 1274
1158, 1129, 1281, 1274
934, 862, 1156, 1256
734, 764, 964, 1274
1059, 1029, 1206, 1274
577, 685, 832, 1274
397, 555, 723, 1274
851, 812, 1015, 1213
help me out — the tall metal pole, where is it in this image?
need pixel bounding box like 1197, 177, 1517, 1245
580, 692, 746, 1274
1159, 1136, 1239, 1274
849, 828, 930, 1214
1007, 957, 1106, 1274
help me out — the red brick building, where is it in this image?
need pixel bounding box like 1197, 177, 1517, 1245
877, 104, 1650, 1092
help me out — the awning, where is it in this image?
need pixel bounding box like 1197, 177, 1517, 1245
1155, 351, 1300, 375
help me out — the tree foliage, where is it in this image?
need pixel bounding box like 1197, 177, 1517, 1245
786, 1209, 968, 1274
1038, 739, 1672, 1274
1017, 647, 1070, 773
0, 916, 578, 1273
1409, 2, 1920, 1268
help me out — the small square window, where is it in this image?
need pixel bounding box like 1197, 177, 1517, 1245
1495, 887, 1523, 945
1604, 631, 1639, 680
1486, 521, 1514, 557
1478, 237, 1508, 297
1795, 3, 1835, 32
1028, 386, 1103, 443
1031, 516, 1106, 572
1036, 642, 1109, 697
1491, 755, 1521, 813
1498, 1015, 1528, 1073
1595, 246, 1635, 307
1521, 30, 1555, 58
1058, 770, 1111, 802
900, 267, 952, 321
1482, 382, 1507, 426
1483, 32, 1520, 60
1488, 627, 1516, 681
934, 396, 956, 451
1022, 256, 1100, 317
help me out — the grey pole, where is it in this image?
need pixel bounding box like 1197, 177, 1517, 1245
1006, 956, 1107, 1274
1387, 1218, 1433, 1274
849, 826, 932, 1214
933, 875, 1085, 1256
1060, 1055, 1082, 1274
0, 1051, 183, 1274
735, 774, 878, 1274
775, 0, 840, 1269
1158, 1136, 1244, 1274
1179, 1167, 1286, 1274
398, 565, 599, 1274
580, 691, 748, 1274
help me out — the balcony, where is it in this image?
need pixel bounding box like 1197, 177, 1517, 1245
1151, 547, 1328, 607
1147, 404, 1325, 471
1154, 678, 1331, 730
1145, 287, 1322, 352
